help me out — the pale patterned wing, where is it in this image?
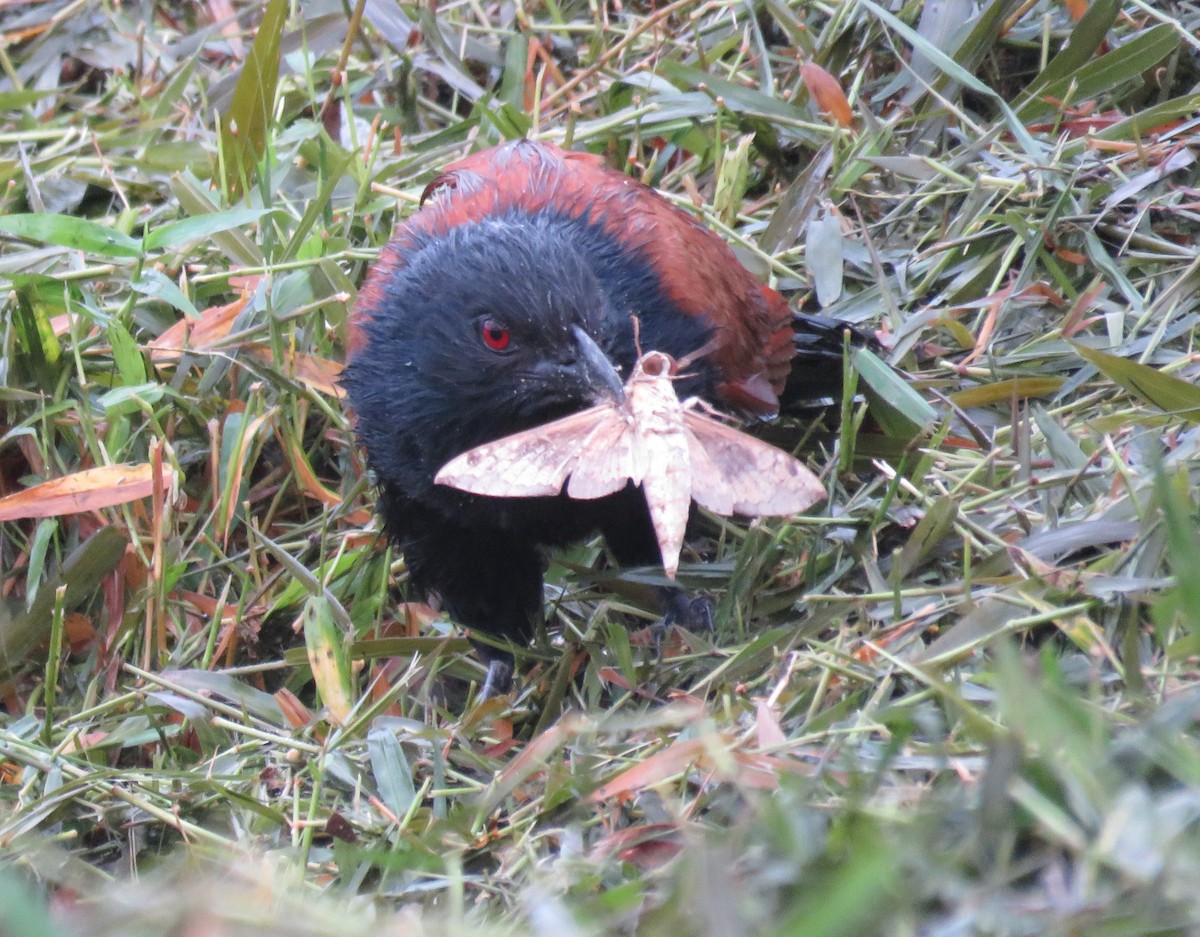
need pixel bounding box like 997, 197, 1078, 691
435, 405, 617, 498
565, 411, 643, 499
682, 436, 736, 516
683, 411, 825, 516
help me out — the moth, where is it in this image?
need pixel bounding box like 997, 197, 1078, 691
434, 350, 825, 578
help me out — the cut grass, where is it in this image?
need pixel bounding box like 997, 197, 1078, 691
2, 1, 1200, 934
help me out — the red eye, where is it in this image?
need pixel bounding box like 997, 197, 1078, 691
480, 319, 511, 351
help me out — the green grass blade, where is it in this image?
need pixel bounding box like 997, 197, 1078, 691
1073, 341, 1200, 423
0, 214, 142, 258
217, 0, 289, 198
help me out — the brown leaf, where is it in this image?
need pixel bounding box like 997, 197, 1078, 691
324, 811, 357, 843
480, 715, 587, 812
1061, 0, 1088, 21
64, 612, 96, 655
592, 822, 684, 869
0, 463, 173, 521
279, 426, 343, 507
148, 293, 250, 363
274, 687, 313, 729
1062, 281, 1106, 338
755, 700, 788, 749
206, 0, 244, 57
60, 731, 110, 754
598, 666, 665, 702
216, 409, 273, 545
590, 738, 706, 801
801, 62, 853, 128
246, 345, 345, 398
959, 281, 1013, 367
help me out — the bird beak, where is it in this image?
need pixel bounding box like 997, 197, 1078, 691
571, 326, 625, 405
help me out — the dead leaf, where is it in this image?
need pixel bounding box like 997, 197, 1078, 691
592, 822, 684, 869
279, 426, 343, 507
216, 409, 274, 545
206, 0, 244, 57
0, 463, 174, 521
590, 738, 706, 801
274, 687, 313, 729
60, 731, 110, 754
1062, 281, 1106, 337
801, 62, 854, 128
1062, 0, 1088, 21
64, 612, 95, 654
148, 293, 250, 363
755, 700, 788, 749
479, 715, 587, 813
246, 345, 345, 398
959, 281, 1014, 367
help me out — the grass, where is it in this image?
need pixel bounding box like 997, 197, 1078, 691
2, 0, 1200, 934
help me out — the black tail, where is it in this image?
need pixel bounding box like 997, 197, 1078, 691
779, 313, 874, 411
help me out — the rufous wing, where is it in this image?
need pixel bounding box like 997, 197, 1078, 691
682, 411, 825, 517
434, 404, 639, 500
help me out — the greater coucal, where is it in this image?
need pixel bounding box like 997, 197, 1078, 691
342, 139, 852, 694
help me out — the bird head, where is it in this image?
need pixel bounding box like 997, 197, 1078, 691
342, 215, 629, 488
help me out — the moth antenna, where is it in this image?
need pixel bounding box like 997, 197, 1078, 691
675, 334, 723, 372
631, 315, 643, 357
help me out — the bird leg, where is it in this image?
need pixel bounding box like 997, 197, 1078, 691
398, 511, 544, 701
652, 586, 714, 653
478, 653, 515, 701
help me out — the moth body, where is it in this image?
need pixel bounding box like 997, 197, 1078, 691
624, 352, 693, 578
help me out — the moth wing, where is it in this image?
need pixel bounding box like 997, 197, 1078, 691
683, 411, 825, 516
683, 435, 736, 516
564, 411, 643, 499
434, 406, 610, 498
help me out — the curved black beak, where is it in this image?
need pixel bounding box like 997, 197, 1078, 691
571, 326, 625, 405
529, 326, 625, 408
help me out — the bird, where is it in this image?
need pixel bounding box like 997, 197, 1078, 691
341, 139, 856, 696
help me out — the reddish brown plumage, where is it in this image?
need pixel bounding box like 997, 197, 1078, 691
351, 139, 794, 415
